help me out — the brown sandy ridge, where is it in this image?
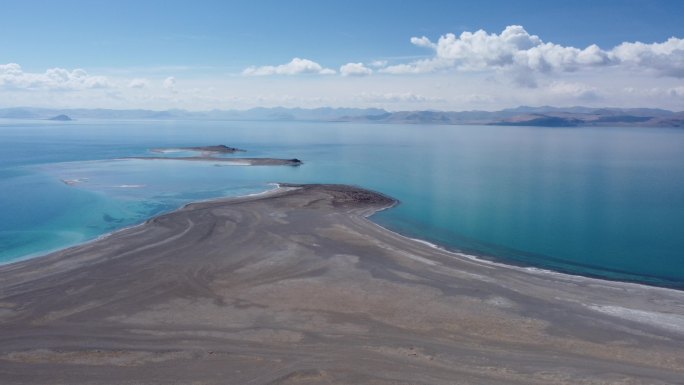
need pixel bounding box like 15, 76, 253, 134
1, 184, 683, 384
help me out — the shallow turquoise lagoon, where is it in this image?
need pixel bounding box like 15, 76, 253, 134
1, 119, 683, 288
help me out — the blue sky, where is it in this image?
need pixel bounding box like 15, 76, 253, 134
2, 0, 684, 110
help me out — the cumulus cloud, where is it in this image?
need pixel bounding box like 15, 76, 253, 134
368, 60, 388, 68
380, 59, 451, 74
163, 76, 177, 91
611, 38, 684, 77
547, 81, 601, 101
382, 25, 684, 79
340, 62, 373, 76
242, 58, 336, 76
409, 36, 436, 49
128, 78, 149, 89
0, 63, 111, 91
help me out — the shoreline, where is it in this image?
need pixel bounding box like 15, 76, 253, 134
367, 218, 684, 293
0, 183, 292, 268
384, 225, 684, 291
2, 182, 681, 294
157, 186, 684, 292
1, 183, 683, 383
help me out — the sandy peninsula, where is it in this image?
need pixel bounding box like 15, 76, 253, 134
1, 184, 683, 384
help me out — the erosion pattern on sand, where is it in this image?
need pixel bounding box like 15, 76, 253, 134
1, 184, 683, 384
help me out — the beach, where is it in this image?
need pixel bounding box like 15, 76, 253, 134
1, 183, 683, 384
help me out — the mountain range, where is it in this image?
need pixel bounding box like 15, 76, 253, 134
337, 106, 684, 127
1, 106, 682, 127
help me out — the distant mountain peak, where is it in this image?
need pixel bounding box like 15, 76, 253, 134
48, 114, 72, 121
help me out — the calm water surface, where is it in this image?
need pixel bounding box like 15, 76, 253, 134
1, 119, 683, 288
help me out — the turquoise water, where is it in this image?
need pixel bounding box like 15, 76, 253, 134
1, 119, 683, 288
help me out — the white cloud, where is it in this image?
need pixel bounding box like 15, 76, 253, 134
356, 92, 445, 103
0, 63, 22, 76
0, 63, 112, 91
163, 76, 177, 92
340, 62, 373, 76
382, 25, 684, 79
410, 36, 437, 49
369, 60, 388, 68
547, 81, 601, 101
611, 38, 684, 77
380, 59, 451, 74
2, 24, 684, 112
242, 58, 336, 76
128, 78, 149, 89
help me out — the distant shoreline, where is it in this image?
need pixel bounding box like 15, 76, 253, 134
2, 105, 682, 127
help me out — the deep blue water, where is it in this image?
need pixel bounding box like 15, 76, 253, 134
1, 119, 683, 288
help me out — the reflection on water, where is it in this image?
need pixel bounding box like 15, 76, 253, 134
1, 120, 683, 287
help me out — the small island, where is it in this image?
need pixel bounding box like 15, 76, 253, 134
47, 114, 72, 121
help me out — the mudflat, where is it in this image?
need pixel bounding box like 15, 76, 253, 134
1, 184, 683, 384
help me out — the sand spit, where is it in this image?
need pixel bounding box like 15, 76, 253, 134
125, 156, 303, 166
1, 184, 683, 384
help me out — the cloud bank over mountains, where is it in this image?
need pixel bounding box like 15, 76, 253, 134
0, 63, 111, 91
1, 25, 683, 110
384, 25, 684, 77
242, 58, 336, 76
340, 63, 373, 77
242, 25, 684, 81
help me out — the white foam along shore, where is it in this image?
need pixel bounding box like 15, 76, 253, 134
366, 206, 682, 293
368, 219, 684, 333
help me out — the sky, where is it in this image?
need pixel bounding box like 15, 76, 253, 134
1, 0, 684, 111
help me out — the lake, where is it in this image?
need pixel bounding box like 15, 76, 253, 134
1, 119, 683, 288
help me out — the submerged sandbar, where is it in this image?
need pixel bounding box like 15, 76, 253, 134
131, 144, 302, 165
125, 156, 303, 166
151, 144, 245, 154
0, 184, 683, 384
